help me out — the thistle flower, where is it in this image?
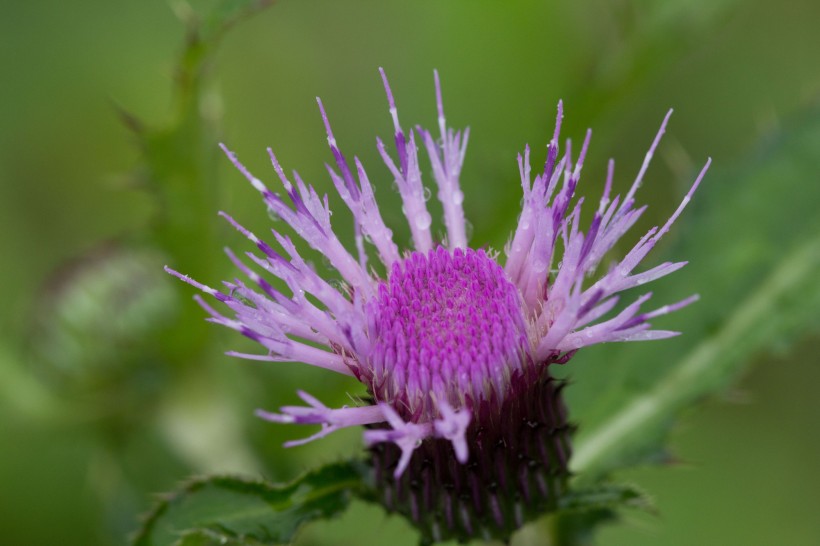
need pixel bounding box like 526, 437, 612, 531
167, 69, 709, 543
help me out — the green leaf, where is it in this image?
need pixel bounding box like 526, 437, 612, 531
547, 510, 615, 546
566, 104, 820, 482
548, 483, 653, 546
132, 461, 367, 546
172, 529, 246, 546
557, 483, 654, 514
512, 483, 652, 546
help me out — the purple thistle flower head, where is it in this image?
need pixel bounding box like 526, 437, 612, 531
167, 69, 709, 542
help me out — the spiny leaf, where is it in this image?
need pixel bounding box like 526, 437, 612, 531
171, 529, 247, 546
549, 483, 654, 546
567, 103, 820, 482
512, 483, 652, 546
558, 483, 654, 514
132, 461, 366, 546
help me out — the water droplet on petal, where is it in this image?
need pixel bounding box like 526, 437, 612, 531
415, 212, 432, 230
452, 190, 464, 206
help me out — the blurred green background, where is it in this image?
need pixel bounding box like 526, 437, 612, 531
1, 0, 819, 545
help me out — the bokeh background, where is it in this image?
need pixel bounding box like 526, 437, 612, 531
1, 0, 819, 545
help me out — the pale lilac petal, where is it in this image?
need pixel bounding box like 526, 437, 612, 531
218, 143, 372, 295
554, 293, 653, 352
364, 403, 434, 477
378, 68, 434, 253
317, 98, 400, 267
433, 402, 471, 463
620, 109, 673, 212
257, 391, 385, 447
419, 70, 469, 250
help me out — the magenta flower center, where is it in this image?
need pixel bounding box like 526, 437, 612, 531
370, 246, 528, 419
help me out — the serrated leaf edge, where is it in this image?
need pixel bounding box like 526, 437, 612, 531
130, 461, 366, 546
